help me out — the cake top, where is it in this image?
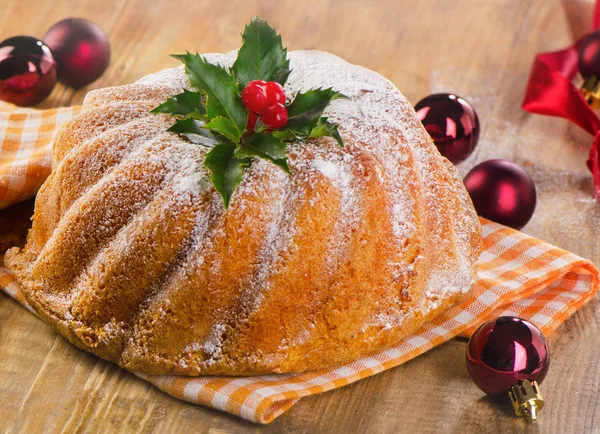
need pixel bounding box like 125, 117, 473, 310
133, 50, 478, 307
82, 17, 477, 316
135, 46, 434, 250
144, 17, 346, 207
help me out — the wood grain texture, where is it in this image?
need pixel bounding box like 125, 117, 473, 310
1, 0, 599, 432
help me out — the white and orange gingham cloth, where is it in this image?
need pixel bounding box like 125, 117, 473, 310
0, 101, 81, 209
0, 101, 598, 424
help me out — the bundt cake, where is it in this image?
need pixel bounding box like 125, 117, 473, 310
5, 50, 482, 375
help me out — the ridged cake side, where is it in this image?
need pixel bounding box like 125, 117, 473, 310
6, 51, 482, 375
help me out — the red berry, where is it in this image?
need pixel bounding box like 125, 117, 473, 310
261, 103, 288, 129
241, 80, 268, 113
247, 111, 258, 130
265, 81, 286, 105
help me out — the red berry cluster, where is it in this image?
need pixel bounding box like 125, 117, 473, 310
241, 80, 288, 130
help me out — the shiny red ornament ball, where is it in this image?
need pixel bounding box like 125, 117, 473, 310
43, 18, 110, 88
261, 102, 288, 128
466, 316, 550, 396
0, 36, 57, 106
463, 159, 536, 230
578, 29, 600, 77
415, 93, 480, 165
241, 80, 268, 113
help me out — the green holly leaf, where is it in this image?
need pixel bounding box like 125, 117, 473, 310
309, 117, 344, 147
167, 118, 203, 135
270, 129, 301, 141
167, 118, 218, 147
152, 18, 347, 209
173, 52, 247, 139
203, 116, 244, 144
150, 89, 206, 119
232, 16, 291, 89
272, 69, 292, 87
235, 132, 290, 173
279, 88, 344, 136
204, 142, 251, 208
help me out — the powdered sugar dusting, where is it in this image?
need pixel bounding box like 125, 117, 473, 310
120, 50, 479, 361
313, 158, 339, 180
200, 158, 297, 362
310, 150, 361, 274
12, 49, 481, 374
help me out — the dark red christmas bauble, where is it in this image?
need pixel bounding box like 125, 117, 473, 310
578, 29, 600, 77
0, 36, 57, 106
466, 316, 550, 396
414, 93, 480, 165
43, 18, 110, 88
463, 159, 536, 229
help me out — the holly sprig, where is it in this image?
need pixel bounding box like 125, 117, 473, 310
151, 17, 344, 207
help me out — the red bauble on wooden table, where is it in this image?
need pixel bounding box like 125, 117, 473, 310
463, 159, 537, 230
415, 93, 480, 165
0, 36, 57, 106
467, 317, 550, 395
466, 316, 549, 421
43, 18, 110, 89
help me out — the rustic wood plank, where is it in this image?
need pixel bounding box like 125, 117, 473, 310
1, 0, 599, 432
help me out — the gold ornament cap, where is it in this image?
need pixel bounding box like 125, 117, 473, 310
581, 75, 600, 108
508, 380, 544, 422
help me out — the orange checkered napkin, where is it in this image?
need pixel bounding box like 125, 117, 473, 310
0, 101, 81, 210
0, 103, 598, 424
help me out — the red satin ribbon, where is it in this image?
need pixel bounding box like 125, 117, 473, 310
522, 0, 600, 200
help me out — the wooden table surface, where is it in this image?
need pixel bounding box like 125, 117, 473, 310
2, 0, 600, 432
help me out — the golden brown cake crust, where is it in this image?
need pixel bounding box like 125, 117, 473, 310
6, 51, 482, 376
